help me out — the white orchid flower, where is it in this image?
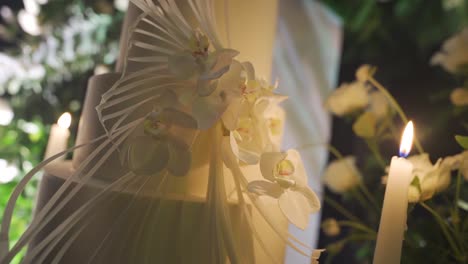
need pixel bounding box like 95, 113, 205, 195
221, 64, 285, 131
191, 60, 244, 129
229, 115, 264, 164
258, 101, 285, 151
220, 61, 258, 131
168, 32, 239, 96
248, 150, 321, 230
123, 107, 197, 177
227, 98, 285, 165
222, 73, 286, 164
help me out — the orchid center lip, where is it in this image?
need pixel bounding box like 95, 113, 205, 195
275, 159, 295, 178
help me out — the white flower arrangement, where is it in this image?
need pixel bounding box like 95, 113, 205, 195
321, 62, 468, 263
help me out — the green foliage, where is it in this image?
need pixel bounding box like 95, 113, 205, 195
320, 0, 468, 64
0, 0, 123, 261
455, 135, 468, 149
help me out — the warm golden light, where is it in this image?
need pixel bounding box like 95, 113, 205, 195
57, 112, 72, 129
399, 121, 414, 157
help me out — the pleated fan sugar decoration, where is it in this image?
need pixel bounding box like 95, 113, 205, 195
0, 0, 322, 263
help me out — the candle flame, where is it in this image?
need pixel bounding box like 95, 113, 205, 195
57, 112, 72, 129
399, 121, 414, 158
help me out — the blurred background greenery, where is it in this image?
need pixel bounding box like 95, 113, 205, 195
0, 0, 466, 263
0, 0, 125, 262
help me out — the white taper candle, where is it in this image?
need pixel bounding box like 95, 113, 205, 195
373, 121, 414, 264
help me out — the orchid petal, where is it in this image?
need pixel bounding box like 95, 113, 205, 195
192, 61, 243, 129
295, 185, 321, 213
286, 149, 308, 186
217, 60, 243, 98
260, 152, 287, 182
202, 49, 240, 80
279, 190, 311, 230
126, 136, 169, 176
160, 108, 198, 128
158, 90, 179, 108
192, 92, 227, 129
247, 180, 283, 199
253, 99, 270, 116
238, 148, 261, 165
168, 51, 197, 79
241, 61, 255, 80
196, 79, 218, 96
167, 143, 192, 177
221, 98, 243, 131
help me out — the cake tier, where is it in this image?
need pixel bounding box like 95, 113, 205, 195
37, 1, 287, 263
30, 162, 254, 264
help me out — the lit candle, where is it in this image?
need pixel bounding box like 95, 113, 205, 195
44, 112, 71, 160
373, 121, 414, 264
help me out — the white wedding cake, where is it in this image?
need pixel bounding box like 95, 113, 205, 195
0, 1, 322, 263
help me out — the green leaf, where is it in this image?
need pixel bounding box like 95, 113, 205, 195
410, 174, 422, 193
457, 200, 468, 212
455, 135, 468, 149
352, 112, 376, 138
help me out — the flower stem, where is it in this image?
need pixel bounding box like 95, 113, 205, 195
368, 77, 424, 154
337, 220, 377, 237
324, 196, 360, 222
327, 145, 344, 160
453, 170, 462, 233
366, 139, 387, 170
419, 202, 463, 259
351, 188, 373, 212
358, 183, 381, 213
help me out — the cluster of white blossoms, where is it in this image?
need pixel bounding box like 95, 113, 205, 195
325, 65, 391, 129
431, 27, 468, 106
443, 150, 468, 181
322, 156, 361, 194
404, 154, 452, 203
223, 66, 321, 229
431, 28, 468, 74
380, 152, 467, 203
117, 29, 320, 230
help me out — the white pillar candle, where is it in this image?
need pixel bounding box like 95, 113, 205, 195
373, 121, 414, 264
44, 112, 71, 160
